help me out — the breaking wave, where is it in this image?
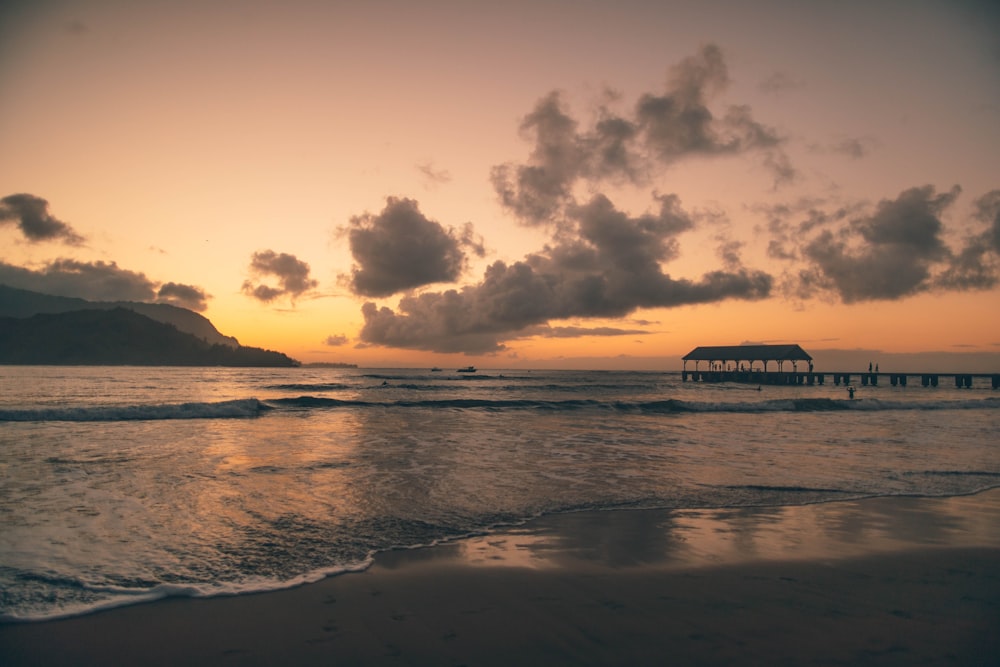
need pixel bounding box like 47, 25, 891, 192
2, 395, 996, 423
268, 395, 999, 414
0, 398, 268, 422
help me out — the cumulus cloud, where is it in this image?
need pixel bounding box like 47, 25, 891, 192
324, 334, 349, 346
935, 189, 1000, 290
797, 185, 957, 301
776, 185, 1000, 301
341, 197, 483, 297
358, 194, 771, 354
0, 258, 210, 307
242, 250, 318, 304
156, 282, 209, 311
0, 194, 85, 245
974, 189, 1000, 253
490, 44, 791, 226
490, 92, 588, 226
637, 47, 783, 163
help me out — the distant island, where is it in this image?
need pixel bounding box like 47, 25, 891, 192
0, 285, 299, 367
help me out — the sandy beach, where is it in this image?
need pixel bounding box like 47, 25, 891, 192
3, 491, 999, 666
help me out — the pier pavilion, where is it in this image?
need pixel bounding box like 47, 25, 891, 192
682, 344, 1000, 388
682, 344, 817, 385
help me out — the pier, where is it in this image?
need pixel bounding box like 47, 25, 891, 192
682, 345, 1000, 389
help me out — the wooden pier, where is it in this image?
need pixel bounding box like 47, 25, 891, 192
681, 369, 1000, 389
681, 345, 999, 388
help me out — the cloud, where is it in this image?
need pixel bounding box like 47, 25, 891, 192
156, 282, 209, 311
757, 70, 804, 95
490, 92, 589, 226
935, 189, 1000, 290
784, 185, 1000, 301
341, 197, 482, 297
528, 325, 650, 338
416, 161, 452, 187
241, 250, 318, 304
0, 194, 85, 245
324, 334, 349, 346
974, 189, 1000, 253
828, 136, 876, 159
490, 45, 792, 226
359, 194, 771, 354
0, 258, 208, 304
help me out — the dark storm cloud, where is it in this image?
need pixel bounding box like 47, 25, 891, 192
359, 195, 771, 354
156, 282, 209, 311
0, 194, 85, 245
241, 250, 317, 304
341, 197, 482, 297
788, 184, 1000, 301
491, 45, 792, 225
0, 258, 195, 303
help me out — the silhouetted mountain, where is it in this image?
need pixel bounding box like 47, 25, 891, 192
0, 308, 299, 366
0, 284, 239, 348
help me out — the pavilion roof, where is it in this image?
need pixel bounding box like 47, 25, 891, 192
682, 344, 812, 362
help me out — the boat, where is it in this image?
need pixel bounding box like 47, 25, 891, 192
456, 366, 476, 373
430, 367, 442, 372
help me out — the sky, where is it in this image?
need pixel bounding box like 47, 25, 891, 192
2, 0, 999, 370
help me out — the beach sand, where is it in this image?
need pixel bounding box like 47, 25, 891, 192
3, 491, 999, 666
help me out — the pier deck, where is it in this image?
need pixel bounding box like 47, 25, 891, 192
682, 370, 1000, 389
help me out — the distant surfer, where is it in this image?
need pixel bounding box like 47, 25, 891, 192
847, 386, 855, 399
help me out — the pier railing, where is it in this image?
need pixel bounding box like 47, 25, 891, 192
681, 370, 1000, 389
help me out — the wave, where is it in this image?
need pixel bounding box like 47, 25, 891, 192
0, 398, 268, 422
3, 395, 996, 423
262, 383, 351, 391
721, 484, 855, 494
0, 559, 373, 624
267, 395, 999, 414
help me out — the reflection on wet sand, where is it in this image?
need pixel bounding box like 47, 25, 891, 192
420, 490, 1000, 571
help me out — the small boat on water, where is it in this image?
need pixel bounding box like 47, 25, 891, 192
456, 366, 476, 373
430, 367, 442, 372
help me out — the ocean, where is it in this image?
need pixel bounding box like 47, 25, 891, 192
1, 365, 998, 622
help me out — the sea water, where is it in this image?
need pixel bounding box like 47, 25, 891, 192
1, 366, 998, 621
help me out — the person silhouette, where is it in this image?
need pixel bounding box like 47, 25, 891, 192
848, 386, 855, 399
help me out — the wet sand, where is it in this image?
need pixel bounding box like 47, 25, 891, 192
3, 491, 1000, 666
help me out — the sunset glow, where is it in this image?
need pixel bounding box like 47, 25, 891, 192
2, 0, 998, 369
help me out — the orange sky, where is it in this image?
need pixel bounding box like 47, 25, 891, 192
1, 1, 999, 369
